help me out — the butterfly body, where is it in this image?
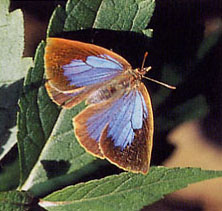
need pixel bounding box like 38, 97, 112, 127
87, 69, 142, 103
45, 38, 153, 174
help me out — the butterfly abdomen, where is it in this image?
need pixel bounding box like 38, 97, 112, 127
86, 76, 133, 104
87, 86, 116, 104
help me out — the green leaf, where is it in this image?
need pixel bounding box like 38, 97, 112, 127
142, 28, 153, 38
0, 190, 34, 211
197, 29, 222, 61
17, 41, 60, 186
65, 0, 155, 32
20, 104, 104, 196
0, 0, 33, 161
0, 157, 20, 191
40, 167, 222, 211
47, 6, 67, 37
0, 0, 33, 84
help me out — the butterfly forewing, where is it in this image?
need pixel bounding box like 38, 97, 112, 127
45, 38, 131, 108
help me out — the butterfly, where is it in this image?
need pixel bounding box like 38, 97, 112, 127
44, 37, 154, 174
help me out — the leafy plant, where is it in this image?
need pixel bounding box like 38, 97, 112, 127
0, 0, 222, 210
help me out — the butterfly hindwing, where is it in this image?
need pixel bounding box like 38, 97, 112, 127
73, 82, 153, 174
100, 83, 153, 174
73, 90, 125, 158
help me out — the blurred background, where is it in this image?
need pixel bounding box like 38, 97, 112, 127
7, 0, 222, 210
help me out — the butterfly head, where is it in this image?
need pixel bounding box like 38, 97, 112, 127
132, 51, 152, 80
131, 66, 152, 81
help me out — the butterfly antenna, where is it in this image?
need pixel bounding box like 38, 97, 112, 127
141, 52, 148, 69
141, 52, 176, 89
143, 75, 176, 89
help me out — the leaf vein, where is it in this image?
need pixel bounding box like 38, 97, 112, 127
92, 0, 103, 28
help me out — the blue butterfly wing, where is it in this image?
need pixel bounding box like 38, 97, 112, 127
45, 38, 131, 108
73, 83, 153, 173
63, 54, 123, 87
100, 83, 153, 174
73, 90, 126, 158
